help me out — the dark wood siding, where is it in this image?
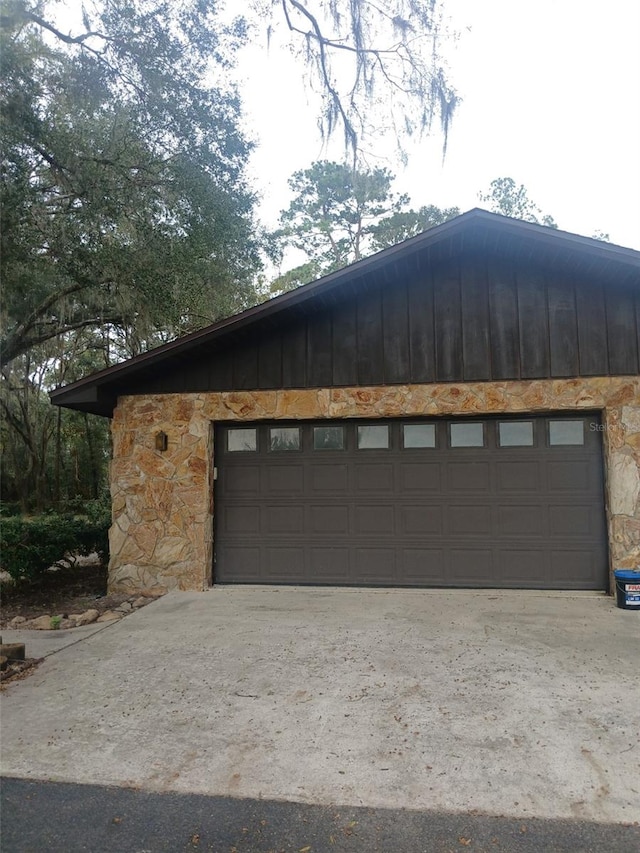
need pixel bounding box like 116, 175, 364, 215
488, 259, 520, 379
138, 254, 640, 395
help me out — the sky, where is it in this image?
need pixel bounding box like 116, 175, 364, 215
238, 0, 640, 250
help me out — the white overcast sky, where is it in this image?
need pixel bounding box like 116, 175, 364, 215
239, 0, 640, 250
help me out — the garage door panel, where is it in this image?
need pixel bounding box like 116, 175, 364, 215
400, 463, 441, 491
548, 461, 591, 491
265, 547, 306, 579
550, 549, 602, 587
216, 416, 607, 590
402, 548, 445, 582
448, 504, 492, 535
355, 505, 395, 534
225, 466, 260, 494
500, 549, 549, 586
401, 506, 443, 535
217, 546, 261, 581
549, 504, 597, 536
223, 506, 260, 534
309, 547, 350, 582
265, 505, 305, 534
448, 461, 491, 490
266, 465, 304, 493
497, 504, 545, 536
355, 463, 394, 491
310, 464, 348, 491
355, 547, 396, 582
496, 461, 541, 491
449, 549, 494, 584
309, 505, 349, 534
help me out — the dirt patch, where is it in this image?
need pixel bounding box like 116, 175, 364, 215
0, 657, 43, 689
0, 562, 162, 628
0, 563, 110, 627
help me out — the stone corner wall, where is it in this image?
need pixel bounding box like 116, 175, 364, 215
604, 404, 640, 574
109, 396, 212, 594
107, 377, 640, 594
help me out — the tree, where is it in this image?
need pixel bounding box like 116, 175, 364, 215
479, 177, 558, 228
0, 0, 264, 368
369, 203, 460, 251
271, 160, 459, 293
263, 0, 458, 161
0, 0, 267, 512
279, 160, 408, 270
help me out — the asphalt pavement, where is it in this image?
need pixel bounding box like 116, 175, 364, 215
2, 777, 639, 853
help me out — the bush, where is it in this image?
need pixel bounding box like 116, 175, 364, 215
0, 502, 22, 518
0, 510, 110, 583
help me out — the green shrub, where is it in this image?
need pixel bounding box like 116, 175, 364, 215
0, 511, 110, 583
0, 502, 22, 517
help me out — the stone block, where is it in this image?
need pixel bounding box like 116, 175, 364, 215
73, 609, 100, 626
0, 643, 25, 661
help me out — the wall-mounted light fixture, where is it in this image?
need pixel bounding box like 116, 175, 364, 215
155, 431, 168, 452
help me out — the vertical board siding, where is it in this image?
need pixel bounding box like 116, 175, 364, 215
332, 300, 358, 385
461, 257, 491, 381
434, 262, 463, 381
147, 256, 639, 394
408, 270, 436, 383
548, 277, 579, 377
209, 351, 233, 390
281, 323, 307, 388
576, 281, 608, 375
232, 341, 259, 389
357, 284, 384, 384
488, 260, 520, 379
257, 333, 283, 389
307, 311, 333, 387
517, 269, 550, 378
606, 286, 639, 375
382, 278, 410, 383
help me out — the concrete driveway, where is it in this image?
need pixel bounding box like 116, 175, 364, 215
1, 587, 638, 824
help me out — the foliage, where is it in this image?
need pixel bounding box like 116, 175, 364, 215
479, 177, 558, 228
0, 0, 264, 368
0, 507, 110, 583
279, 160, 408, 268
369, 203, 461, 252
0, 342, 111, 511
272, 160, 459, 292
0, 0, 272, 515
262, 0, 457, 161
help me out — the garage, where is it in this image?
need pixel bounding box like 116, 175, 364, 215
215, 414, 607, 589
50, 210, 640, 595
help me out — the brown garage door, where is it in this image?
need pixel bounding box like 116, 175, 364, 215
214, 415, 608, 589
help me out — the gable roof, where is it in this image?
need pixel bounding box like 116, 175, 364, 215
50, 208, 640, 417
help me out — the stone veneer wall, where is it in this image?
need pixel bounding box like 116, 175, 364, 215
109, 377, 640, 594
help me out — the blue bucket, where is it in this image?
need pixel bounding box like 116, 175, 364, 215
614, 569, 640, 610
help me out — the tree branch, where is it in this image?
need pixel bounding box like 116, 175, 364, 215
1, 313, 125, 368
25, 11, 109, 47
283, 0, 358, 155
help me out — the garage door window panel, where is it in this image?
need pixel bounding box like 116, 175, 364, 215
549, 420, 584, 445
357, 425, 389, 449
403, 423, 436, 448
499, 421, 534, 447
450, 422, 485, 447
313, 426, 344, 450
227, 427, 257, 452
269, 427, 300, 451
